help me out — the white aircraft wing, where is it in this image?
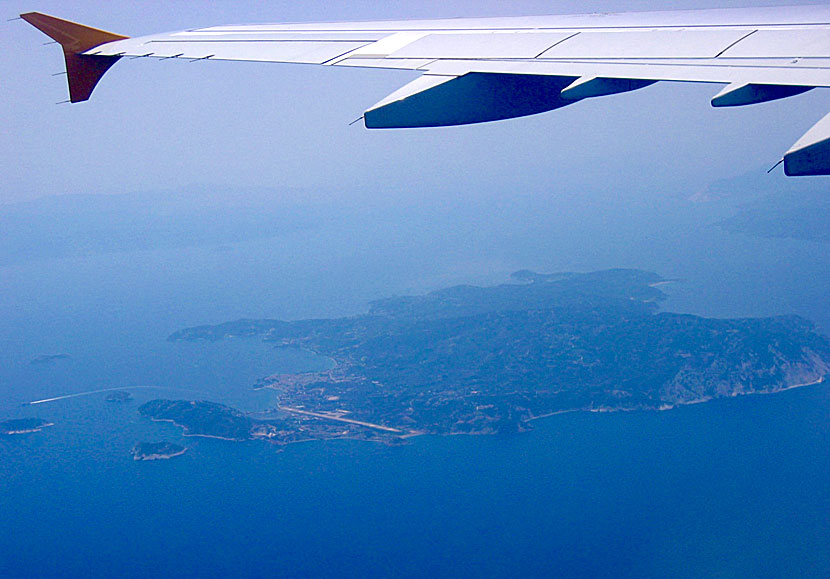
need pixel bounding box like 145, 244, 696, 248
19, 7, 830, 176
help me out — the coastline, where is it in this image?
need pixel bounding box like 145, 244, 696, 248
140, 375, 827, 450
148, 417, 247, 442
656, 375, 826, 411
508, 376, 828, 426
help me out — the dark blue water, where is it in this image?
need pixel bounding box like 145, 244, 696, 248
1, 188, 828, 577
2, 378, 828, 578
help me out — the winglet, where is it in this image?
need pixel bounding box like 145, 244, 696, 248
20, 12, 128, 102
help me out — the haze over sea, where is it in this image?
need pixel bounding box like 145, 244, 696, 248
1, 176, 828, 578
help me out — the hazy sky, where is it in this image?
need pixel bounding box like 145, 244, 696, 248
2, 0, 828, 204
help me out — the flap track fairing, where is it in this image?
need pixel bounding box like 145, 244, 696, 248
365, 73, 577, 128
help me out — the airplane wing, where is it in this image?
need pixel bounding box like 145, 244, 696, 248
19, 6, 830, 176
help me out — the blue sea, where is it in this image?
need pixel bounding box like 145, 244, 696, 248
1, 186, 828, 578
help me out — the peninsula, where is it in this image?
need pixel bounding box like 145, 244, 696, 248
160, 269, 829, 444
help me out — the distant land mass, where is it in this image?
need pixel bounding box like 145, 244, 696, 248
0, 188, 315, 266
131, 441, 187, 461
161, 270, 830, 444
717, 187, 830, 243
1, 418, 54, 435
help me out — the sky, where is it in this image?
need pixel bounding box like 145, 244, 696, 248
2, 0, 829, 205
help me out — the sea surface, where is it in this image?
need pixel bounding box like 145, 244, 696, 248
1, 186, 828, 578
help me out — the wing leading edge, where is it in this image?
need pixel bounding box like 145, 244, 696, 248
20, 7, 830, 176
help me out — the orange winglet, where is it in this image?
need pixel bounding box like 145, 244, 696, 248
21, 12, 129, 103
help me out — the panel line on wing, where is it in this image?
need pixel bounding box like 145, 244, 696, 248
714, 30, 758, 58
320, 45, 374, 66
533, 32, 581, 59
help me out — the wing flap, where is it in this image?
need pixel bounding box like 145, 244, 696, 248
422, 58, 830, 88
334, 58, 436, 70
538, 29, 754, 59
720, 28, 830, 58
387, 32, 575, 60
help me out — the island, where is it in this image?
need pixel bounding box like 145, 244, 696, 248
29, 353, 70, 366
105, 390, 133, 403
131, 441, 187, 461
158, 269, 829, 445
1, 418, 54, 435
